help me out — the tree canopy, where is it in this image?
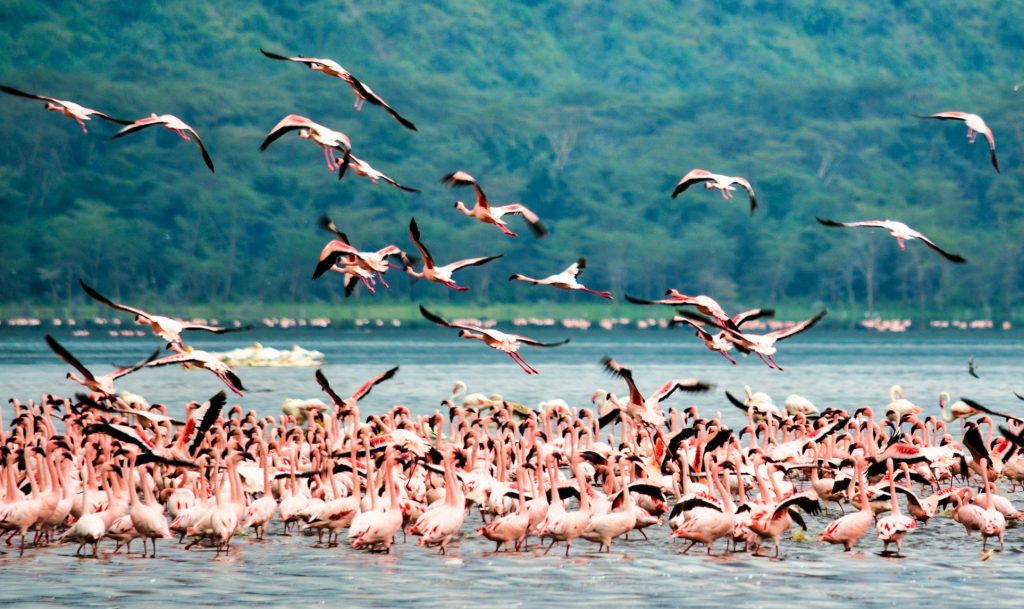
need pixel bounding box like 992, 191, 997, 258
1, 1, 1021, 322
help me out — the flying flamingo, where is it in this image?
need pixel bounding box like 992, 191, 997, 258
399, 218, 503, 291
914, 111, 999, 172
671, 169, 759, 214
44, 334, 157, 396
141, 348, 246, 396
0, 85, 130, 132
260, 48, 416, 131
259, 114, 352, 172
625, 290, 738, 330
670, 307, 775, 364
111, 113, 215, 172
337, 153, 419, 192
441, 171, 548, 238
678, 309, 828, 370
419, 305, 569, 375
816, 218, 967, 263
509, 257, 614, 300
599, 357, 713, 427
80, 280, 252, 351
314, 366, 399, 415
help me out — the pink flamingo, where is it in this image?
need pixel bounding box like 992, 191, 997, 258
442, 171, 548, 238
111, 113, 215, 172
260, 49, 416, 130
44, 334, 157, 396
819, 459, 873, 551
509, 257, 614, 300
259, 114, 352, 172
671, 169, 759, 214
875, 459, 916, 556
1, 85, 130, 132
817, 218, 966, 263
400, 218, 503, 291
419, 305, 569, 375
915, 111, 999, 172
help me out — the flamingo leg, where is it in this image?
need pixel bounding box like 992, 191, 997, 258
354, 96, 365, 111
321, 145, 336, 171
76, 118, 88, 133
495, 223, 518, 238
176, 129, 190, 141
377, 272, 390, 289
967, 127, 977, 144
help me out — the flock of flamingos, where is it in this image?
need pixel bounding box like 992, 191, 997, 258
1, 47, 1018, 562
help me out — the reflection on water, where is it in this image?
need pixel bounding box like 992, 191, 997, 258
2, 327, 1024, 607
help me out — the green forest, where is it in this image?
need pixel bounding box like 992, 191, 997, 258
1, 1, 1022, 324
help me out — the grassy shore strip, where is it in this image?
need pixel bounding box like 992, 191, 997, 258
0, 301, 1013, 328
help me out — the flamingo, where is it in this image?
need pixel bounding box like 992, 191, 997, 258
441, 171, 547, 238
410, 449, 465, 553
509, 257, 614, 300
476, 464, 531, 551
79, 280, 252, 351
260, 48, 416, 130
141, 348, 246, 396
681, 309, 828, 371
816, 218, 966, 263
669, 307, 774, 364
625, 290, 737, 329
581, 460, 637, 552
819, 459, 873, 551
240, 442, 278, 540
259, 114, 352, 172
599, 357, 713, 427
671, 169, 759, 214
0, 85, 130, 132
876, 459, 916, 556
419, 305, 569, 375
127, 452, 172, 557
111, 113, 215, 172
338, 153, 419, 192
914, 111, 999, 172
399, 218, 503, 291
670, 462, 735, 554
44, 334, 157, 397
884, 385, 921, 421
977, 459, 1006, 551
314, 366, 399, 416
539, 456, 592, 556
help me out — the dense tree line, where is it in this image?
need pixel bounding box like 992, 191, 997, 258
1, 1, 1021, 321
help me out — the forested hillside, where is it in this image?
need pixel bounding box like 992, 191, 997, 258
1, 1, 1022, 321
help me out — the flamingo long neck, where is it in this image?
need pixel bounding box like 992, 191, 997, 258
886, 460, 899, 516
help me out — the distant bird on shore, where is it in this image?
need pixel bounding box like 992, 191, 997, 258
914, 112, 999, 172
509, 257, 613, 300
441, 171, 547, 238
260, 48, 416, 131
338, 153, 418, 192
45, 335, 157, 396
419, 305, 569, 375
260, 114, 352, 172
816, 218, 966, 263
0, 85, 130, 133
671, 169, 758, 215
399, 218, 503, 291
111, 113, 215, 172
80, 280, 252, 351
968, 356, 979, 379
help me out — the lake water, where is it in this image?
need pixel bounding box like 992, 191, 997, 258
1, 326, 1023, 608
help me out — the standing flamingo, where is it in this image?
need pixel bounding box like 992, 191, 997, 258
819, 459, 873, 551
876, 459, 916, 556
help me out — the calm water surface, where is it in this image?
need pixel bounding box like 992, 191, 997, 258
1, 326, 1022, 608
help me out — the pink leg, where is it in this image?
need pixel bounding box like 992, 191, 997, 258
581, 287, 614, 300
354, 97, 365, 111
720, 351, 738, 365
495, 223, 518, 238
322, 146, 336, 171
967, 128, 977, 144
896, 237, 906, 251
377, 272, 390, 289
76, 118, 88, 133
176, 129, 190, 141
360, 277, 377, 293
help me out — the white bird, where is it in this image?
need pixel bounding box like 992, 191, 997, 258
509, 257, 613, 300
111, 113, 215, 172
817, 217, 966, 263
1, 85, 130, 132
671, 169, 758, 215
442, 171, 547, 238
915, 111, 999, 172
